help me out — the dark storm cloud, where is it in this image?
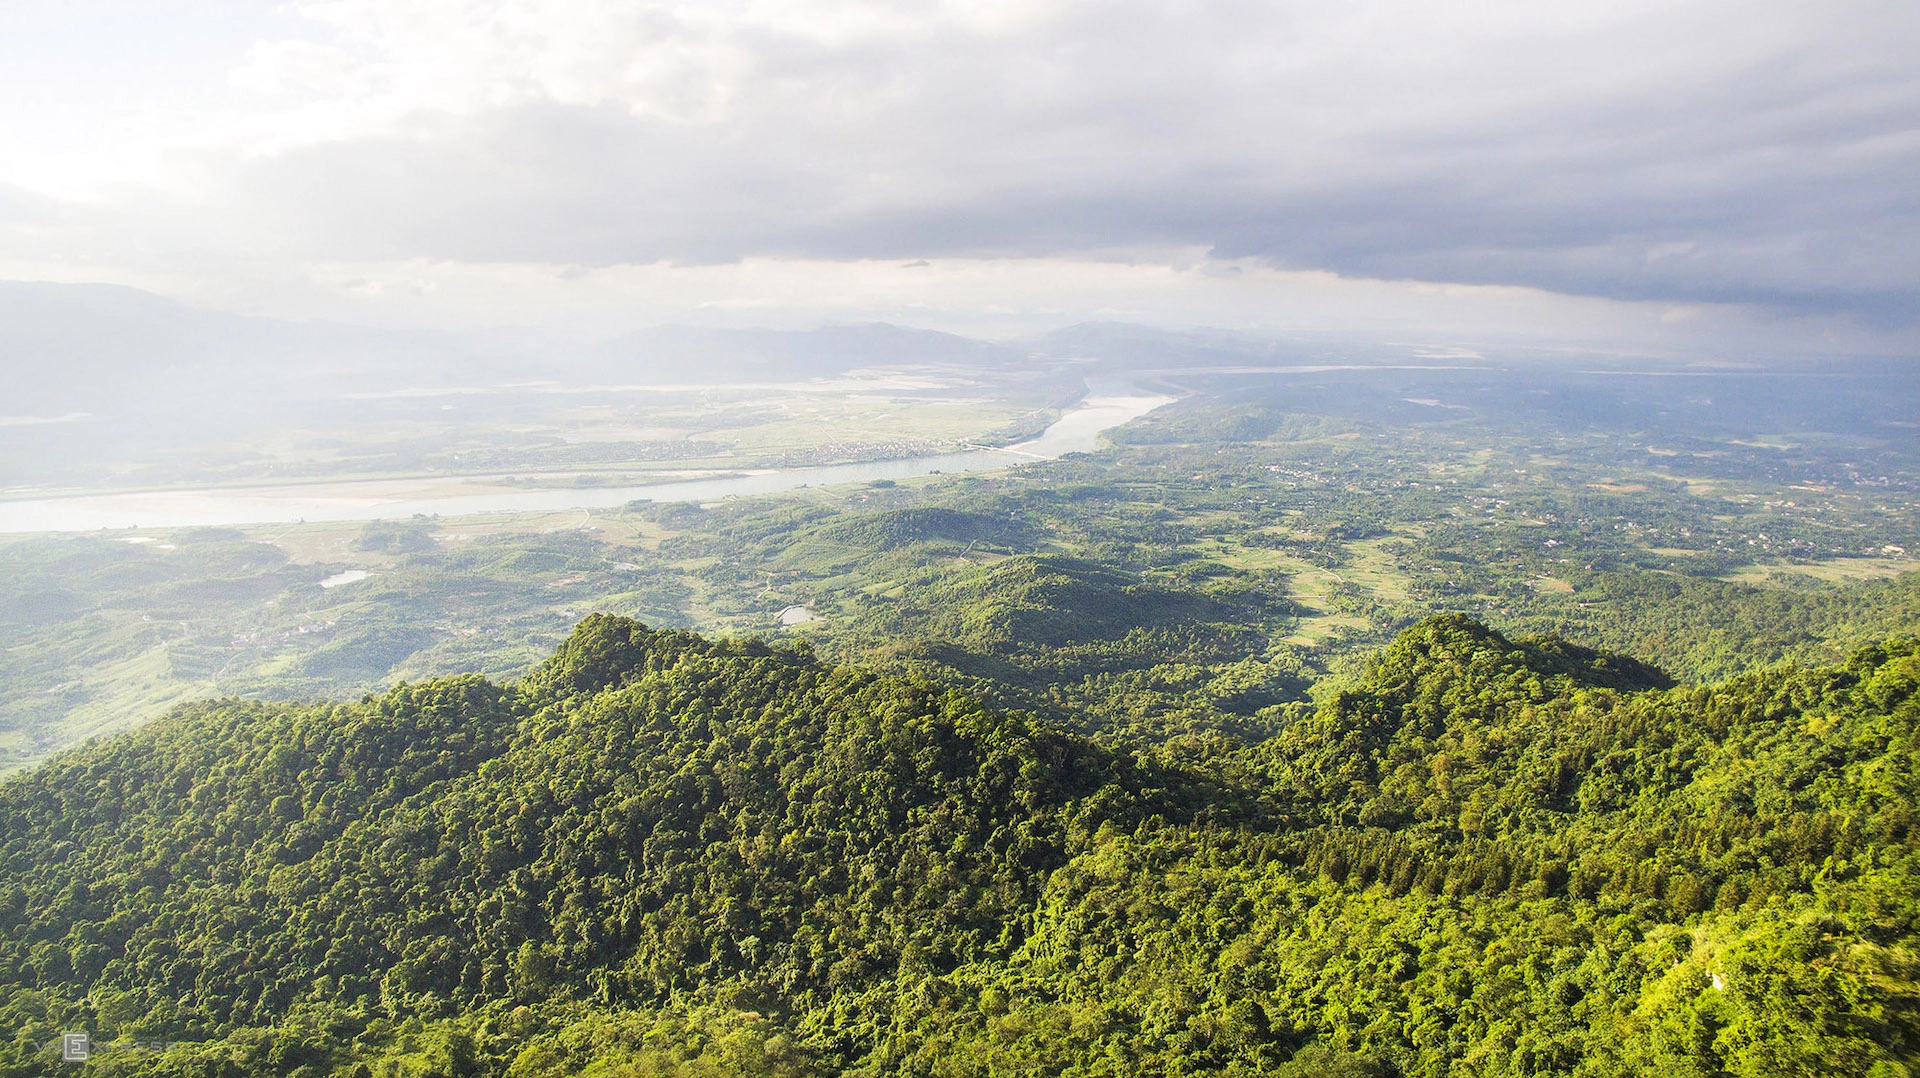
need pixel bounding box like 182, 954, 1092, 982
207, 0, 1920, 322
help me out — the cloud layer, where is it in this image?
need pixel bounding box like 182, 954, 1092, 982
2, 0, 1916, 342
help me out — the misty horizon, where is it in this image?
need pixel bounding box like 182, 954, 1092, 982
2, 0, 1917, 360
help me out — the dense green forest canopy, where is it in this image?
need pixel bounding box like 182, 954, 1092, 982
1, 612, 1915, 1076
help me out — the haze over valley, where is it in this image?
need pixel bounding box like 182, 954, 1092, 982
0, 2, 1916, 1075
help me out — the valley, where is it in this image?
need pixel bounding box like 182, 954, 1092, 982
2, 352, 1914, 772
5, 5, 1916, 1073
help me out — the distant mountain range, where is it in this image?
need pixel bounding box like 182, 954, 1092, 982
0, 280, 1484, 420
0, 281, 1041, 487
0, 282, 1023, 410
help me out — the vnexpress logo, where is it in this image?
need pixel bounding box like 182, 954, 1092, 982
60, 1032, 89, 1063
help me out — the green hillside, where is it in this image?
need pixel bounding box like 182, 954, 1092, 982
0, 615, 1915, 1076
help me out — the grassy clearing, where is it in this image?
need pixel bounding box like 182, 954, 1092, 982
1720, 557, 1915, 586
1340, 538, 1415, 602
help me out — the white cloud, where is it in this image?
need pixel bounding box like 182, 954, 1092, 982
219, 252, 1901, 361
0, 0, 1915, 342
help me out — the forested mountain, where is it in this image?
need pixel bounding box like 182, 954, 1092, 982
0, 613, 1914, 1076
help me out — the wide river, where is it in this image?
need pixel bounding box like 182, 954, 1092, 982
0, 388, 1175, 534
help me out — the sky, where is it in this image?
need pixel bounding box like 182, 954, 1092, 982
1, 0, 1916, 355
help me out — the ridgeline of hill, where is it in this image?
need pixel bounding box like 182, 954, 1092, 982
0, 614, 1916, 1076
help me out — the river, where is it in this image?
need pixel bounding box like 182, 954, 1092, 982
0, 387, 1175, 534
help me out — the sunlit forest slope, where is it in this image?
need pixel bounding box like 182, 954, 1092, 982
0, 613, 1915, 1076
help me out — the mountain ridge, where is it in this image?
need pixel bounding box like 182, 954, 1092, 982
0, 614, 1913, 1075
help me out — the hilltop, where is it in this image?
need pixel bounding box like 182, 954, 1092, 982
0, 614, 1914, 1076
